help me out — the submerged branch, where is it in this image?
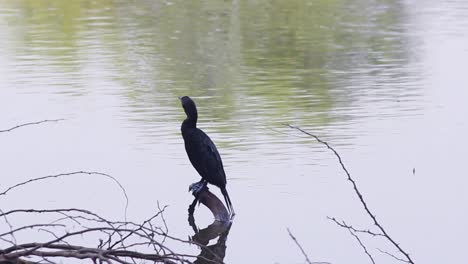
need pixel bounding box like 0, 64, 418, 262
188, 184, 230, 223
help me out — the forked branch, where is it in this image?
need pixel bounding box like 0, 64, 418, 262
287, 124, 414, 264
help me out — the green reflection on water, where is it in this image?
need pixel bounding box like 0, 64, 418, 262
1, 0, 413, 131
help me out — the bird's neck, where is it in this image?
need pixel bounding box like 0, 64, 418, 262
182, 116, 197, 131
182, 107, 198, 135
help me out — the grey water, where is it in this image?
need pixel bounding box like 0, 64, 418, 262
1, 0, 467, 263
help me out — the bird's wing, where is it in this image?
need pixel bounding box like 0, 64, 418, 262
198, 130, 227, 186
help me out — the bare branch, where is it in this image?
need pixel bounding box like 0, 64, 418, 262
0, 171, 129, 220
108, 205, 168, 250
0, 216, 196, 263
347, 229, 376, 264
0, 209, 207, 263
1, 208, 114, 225
0, 224, 65, 238
377, 248, 411, 263
0, 208, 17, 245
0, 119, 64, 133
287, 228, 332, 264
327, 217, 383, 237
287, 124, 414, 264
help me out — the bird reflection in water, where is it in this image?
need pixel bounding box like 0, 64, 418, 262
188, 183, 233, 264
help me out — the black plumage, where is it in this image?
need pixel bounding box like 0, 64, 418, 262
179, 96, 234, 215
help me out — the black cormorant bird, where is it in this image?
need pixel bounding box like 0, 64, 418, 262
179, 96, 235, 215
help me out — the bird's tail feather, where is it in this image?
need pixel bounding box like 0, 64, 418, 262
221, 187, 235, 216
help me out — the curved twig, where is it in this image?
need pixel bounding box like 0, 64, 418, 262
0, 171, 129, 221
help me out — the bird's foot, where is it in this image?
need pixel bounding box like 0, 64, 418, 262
189, 181, 207, 195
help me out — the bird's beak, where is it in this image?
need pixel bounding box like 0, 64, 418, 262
178, 96, 182, 100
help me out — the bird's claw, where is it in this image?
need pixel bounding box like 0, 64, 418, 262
189, 181, 206, 194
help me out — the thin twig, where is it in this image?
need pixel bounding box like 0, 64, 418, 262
108, 206, 167, 250
0, 208, 17, 245
287, 228, 312, 264
377, 248, 411, 263
347, 228, 376, 264
0, 224, 65, 238
0, 171, 129, 221
327, 217, 383, 237
0, 119, 64, 133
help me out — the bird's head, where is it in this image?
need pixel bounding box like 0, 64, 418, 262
179, 96, 198, 120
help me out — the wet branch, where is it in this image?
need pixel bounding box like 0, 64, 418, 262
287, 124, 414, 264
188, 184, 230, 223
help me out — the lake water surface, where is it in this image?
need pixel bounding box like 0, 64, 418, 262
1, 1, 467, 263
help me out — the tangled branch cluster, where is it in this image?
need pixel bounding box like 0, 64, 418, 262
0, 190, 200, 264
